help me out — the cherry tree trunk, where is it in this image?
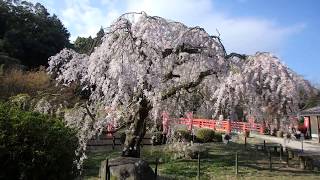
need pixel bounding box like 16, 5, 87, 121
122, 98, 151, 158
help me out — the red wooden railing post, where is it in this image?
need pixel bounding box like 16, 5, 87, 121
260, 121, 265, 134
243, 123, 246, 133
226, 120, 231, 133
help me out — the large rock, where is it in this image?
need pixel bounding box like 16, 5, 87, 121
100, 157, 155, 180
185, 143, 208, 159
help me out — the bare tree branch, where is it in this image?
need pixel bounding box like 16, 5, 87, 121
161, 69, 217, 100
84, 104, 96, 122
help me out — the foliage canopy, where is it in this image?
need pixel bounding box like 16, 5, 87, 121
0, 0, 70, 68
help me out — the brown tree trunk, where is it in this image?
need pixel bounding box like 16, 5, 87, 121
276, 118, 280, 130
122, 97, 151, 158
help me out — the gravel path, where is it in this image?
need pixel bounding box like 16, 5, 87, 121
252, 134, 320, 154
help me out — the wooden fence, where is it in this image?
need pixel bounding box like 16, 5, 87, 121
87, 133, 153, 147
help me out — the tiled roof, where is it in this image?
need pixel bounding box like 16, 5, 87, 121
301, 106, 320, 116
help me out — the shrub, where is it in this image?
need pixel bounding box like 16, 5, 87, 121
271, 128, 277, 136
224, 134, 231, 141
173, 129, 192, 142
9, 93, 31, 110
277, 130, 284, 138
243, 130, 250, 137
119, 132, 126, 144
196, 128, 215, 143
286, 133, 292, 139
151, 131, 163, 145
263, 127, 270, 135
0, 102, 79, 180
213, 132, 223, 142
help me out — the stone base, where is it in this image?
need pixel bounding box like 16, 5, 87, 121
100, 157, 155, 180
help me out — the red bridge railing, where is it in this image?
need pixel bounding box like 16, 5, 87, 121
176, 117, 265, 134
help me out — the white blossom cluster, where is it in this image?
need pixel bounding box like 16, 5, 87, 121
48, 12, 316, 124
215, 53, 315, 120
48, 48, 89, 85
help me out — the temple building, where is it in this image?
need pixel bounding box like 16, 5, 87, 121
301, 106, 320, 142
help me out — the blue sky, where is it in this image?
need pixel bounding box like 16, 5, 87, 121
30, 0, 320, 84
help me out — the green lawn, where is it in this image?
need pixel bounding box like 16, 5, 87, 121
82, 137, 320, 180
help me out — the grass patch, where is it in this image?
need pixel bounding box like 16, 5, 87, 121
82, 148, 121, 179
82, 137, 320, 180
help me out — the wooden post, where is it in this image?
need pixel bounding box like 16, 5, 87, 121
197, 153, 200, 180
268, 150, 272, 171
106, 158, 109, 180
286, 148, 289, 167
155, 158, 158, 180
279, 144, 283, 161
235, 152, 238, 175
244, 137, 247, 150
112, 135, 115, 150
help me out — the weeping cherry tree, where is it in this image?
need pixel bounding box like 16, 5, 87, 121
48, 12, 315, 159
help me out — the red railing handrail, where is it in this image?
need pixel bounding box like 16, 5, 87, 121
176, 117, 264, 134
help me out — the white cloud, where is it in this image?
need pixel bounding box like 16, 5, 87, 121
52, 0, 305, 54
124, 0, 305, 54
60, 0, 119, 41
202, 15, 306, 54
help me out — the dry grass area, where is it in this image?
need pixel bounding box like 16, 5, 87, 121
0, 68, 51, 98
83, 135, 320, 180
0, 68, 84, 107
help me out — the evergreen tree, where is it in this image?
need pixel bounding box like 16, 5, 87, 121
0, 0, 70, 68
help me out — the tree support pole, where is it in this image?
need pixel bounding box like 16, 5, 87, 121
279, 144, 283, 161
155, 158, 159, 180
235, 152, 238, 175
105, 158, 110, 180
197, 153, 200, 180
244, 137, 247, 150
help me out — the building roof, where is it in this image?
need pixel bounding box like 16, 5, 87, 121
301, 106, 320, 116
